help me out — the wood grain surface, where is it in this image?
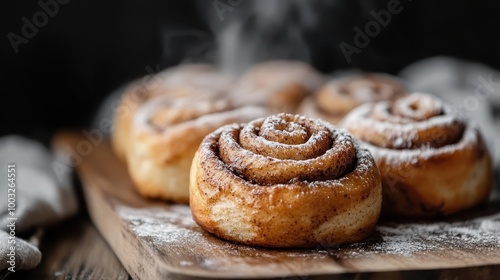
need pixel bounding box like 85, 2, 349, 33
10, 217, 130, 280
52, 133, 500, 280
8, 217, 500, 280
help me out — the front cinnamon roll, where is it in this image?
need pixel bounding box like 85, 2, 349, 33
341, 93, 493, 217
190, 113, 382, 248
299, 73, 407, 124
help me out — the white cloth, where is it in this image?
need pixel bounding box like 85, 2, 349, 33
0, 136, 78, 273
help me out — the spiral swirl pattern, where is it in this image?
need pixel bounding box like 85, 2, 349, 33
136, 95, 233, 132
190, 113, 382, 248
343, 93, 466, 150
126, 93, 269, 203
299, 74, 407, 124
341, 93, 493, 217
111, 63, 235, 161
218, 114, 356, 184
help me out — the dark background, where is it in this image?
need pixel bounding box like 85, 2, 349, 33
2, 0, 500, 145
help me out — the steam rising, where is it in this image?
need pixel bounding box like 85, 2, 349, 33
199, 0, 322, 74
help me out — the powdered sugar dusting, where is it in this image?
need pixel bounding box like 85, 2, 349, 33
96, 199, 500, 278
115, 196, 500, 261
340, 99, 481, 167
336, 211, 500, 258
365, 120, 480, 168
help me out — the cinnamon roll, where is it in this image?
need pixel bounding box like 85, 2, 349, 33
112, 63, 235, 161
299, 73, 407, 124
341, 93, 493, 217
231, 61, 324, 113
190, 113, 382, 248
127, 93, 269, 203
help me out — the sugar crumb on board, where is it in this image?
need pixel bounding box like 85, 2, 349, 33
335, 211, 500, 258
115, 201, 500, 260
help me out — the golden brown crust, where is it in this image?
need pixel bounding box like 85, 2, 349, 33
341, 93, 494, 217
230, 61, 325, 113
190, 113, 382, 248
111, 63, 271, 203
298, 73, 407, 124
111, 63, 235, 161
128, 94, 270, 203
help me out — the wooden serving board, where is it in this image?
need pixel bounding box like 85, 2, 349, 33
53, 133, 500, 279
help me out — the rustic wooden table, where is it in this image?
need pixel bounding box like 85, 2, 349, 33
10, 214, 130, 280
4, 213, 500, 280
4, 134, 499, 280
